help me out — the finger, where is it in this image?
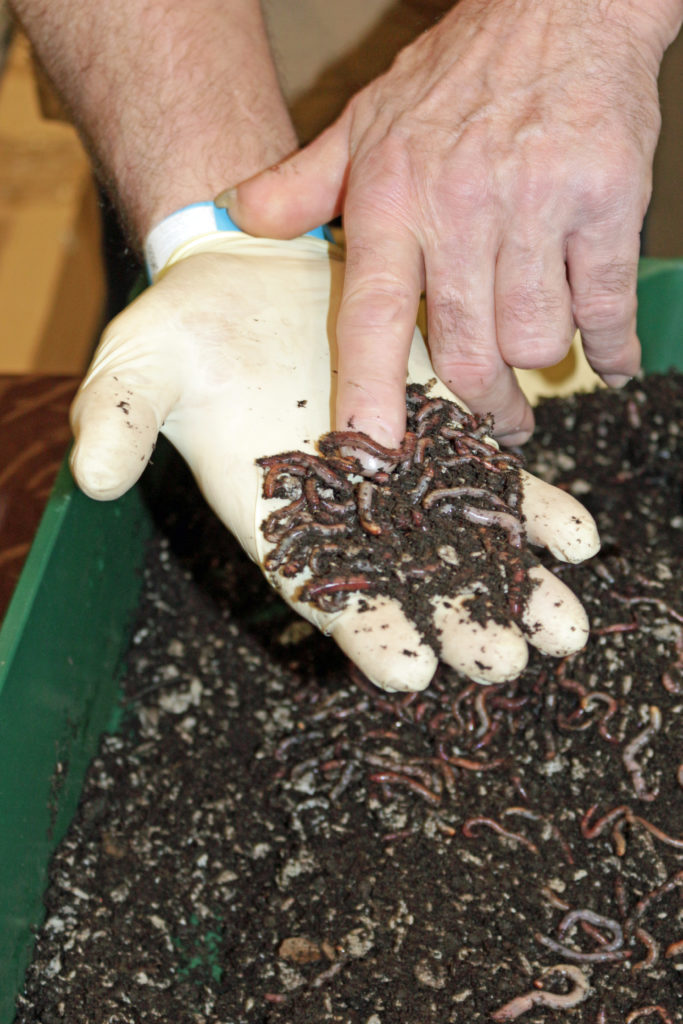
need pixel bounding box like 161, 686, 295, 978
523, 565, 589, 657
217, 117, 351, 239
520, 471, 600, 562
567, 228, 642, 387
424, 240, 535, 445
328, 594, 438, 692
70, 325, 176, 501
495, 233, 575, 371
432, 594, 528, 685
334, 220, 424, 446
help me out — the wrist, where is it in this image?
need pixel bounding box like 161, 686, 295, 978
144, 201, 331, 280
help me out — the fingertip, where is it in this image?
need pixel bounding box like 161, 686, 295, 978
336, 406, 407, 454
69, 385, 159, 500
523, 566, 590, 657
521, 472, 601, 563
330, 595, 438, 692
433, 595, 528, 684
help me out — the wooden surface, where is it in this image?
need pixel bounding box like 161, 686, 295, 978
0, 33, 105, 374
0, 373, 78, 621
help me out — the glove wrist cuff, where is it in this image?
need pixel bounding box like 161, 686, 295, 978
144, 201, 330, 280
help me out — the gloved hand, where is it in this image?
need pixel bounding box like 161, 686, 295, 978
70, 205, 600, 692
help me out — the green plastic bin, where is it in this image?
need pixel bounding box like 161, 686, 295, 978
0, 258, 681, 1023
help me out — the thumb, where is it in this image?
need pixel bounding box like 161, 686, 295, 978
70, 330, 180, 501
217, 114, 351, 238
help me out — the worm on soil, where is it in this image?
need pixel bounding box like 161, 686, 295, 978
490, 964, 590, 1020
622, 705, 662, 802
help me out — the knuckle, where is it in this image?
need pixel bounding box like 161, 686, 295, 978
572, 261, 638, 332
428, 291, 485, 351
497, 286, 572, 366
498, 284, 564, 331
342, 274, 415, 337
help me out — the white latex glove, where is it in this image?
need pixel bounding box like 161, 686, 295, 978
71, 211, 600, 692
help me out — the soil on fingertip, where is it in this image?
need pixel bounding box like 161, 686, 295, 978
16, 374, 683, 1024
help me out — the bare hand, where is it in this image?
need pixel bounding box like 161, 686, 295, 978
222, 0, 673, 445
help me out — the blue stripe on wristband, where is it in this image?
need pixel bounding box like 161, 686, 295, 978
212, 203, 331, 241
144, 201, 333, 279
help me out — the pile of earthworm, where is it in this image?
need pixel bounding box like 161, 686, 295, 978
257, 385, 537, 639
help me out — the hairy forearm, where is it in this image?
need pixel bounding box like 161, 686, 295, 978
10, 0, 297, 245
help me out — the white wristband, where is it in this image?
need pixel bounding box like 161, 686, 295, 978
144, 201, 330, 280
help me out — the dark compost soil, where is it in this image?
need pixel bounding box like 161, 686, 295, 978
17, 374, 683, 1024
257, 384, 536, 645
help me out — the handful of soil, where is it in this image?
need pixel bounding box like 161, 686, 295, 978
258, 384, 538, 648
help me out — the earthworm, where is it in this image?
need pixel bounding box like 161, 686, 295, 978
625, 1008, 675, 1024
308, 542, 344, 575
490, 964, 590, 1020
557, 909, 624, 952
413, 437, 433, 464
582, 692, 620, 743
462, 816, 539, 854
422, 485, 503, 510
407, 466, 434, 503
611, 817, 628, 857
368, 770, 442, 807
262, 496, 308, 541
632, 927, 660, 972
665, 938, 683, 958
591, 621, 639, 635
304, 477, 355, 517
627, 870, 683, 929
356, 480, 382, 535
534, 933, 631, 963
661, 669, 683, 695
259, 451, 350, 492
631, 813, 683, 850
437, 745, 504, 771
363, 753, 439, 791
622, 705, 662, 801
329, 762, 356, 803
502, 807, 574, 864
275, 731, 324, 760
318, 431, 406, 465
415, 397, 449, 425
432, 758, 458, 801
612, 594, 683, 624
299, 575, 374, 609
581, 804, 630, 840
457, 505, 524, 547
311, 958, 347, 988
615, 875, 629, 918
265, 521, 351, 570
583, 804, 683, 853
579, 920, 610, 948
540, 885, 571, 911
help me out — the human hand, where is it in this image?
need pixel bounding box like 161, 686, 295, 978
221, 0, 678, 446
70, 216, 599, 692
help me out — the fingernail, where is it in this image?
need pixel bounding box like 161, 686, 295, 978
214, 187, 237, 210
601, 374, 632, 389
